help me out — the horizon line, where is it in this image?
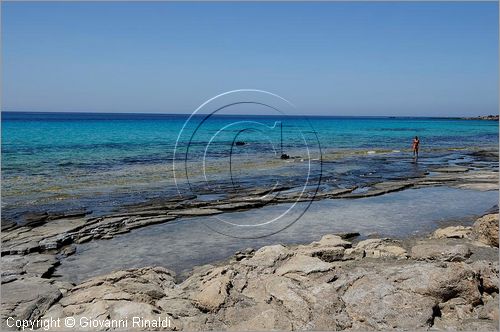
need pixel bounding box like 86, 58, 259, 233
2, 110, 496, 119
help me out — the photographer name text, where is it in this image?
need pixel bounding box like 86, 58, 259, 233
6, 316, 173, 330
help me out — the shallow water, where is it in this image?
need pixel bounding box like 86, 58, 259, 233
2, 112, 498, 222
56, 186, 498, 283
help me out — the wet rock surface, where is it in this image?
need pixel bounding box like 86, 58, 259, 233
2, 214, 498, 331
2, 167, 497, 258
1, 155, 498, 331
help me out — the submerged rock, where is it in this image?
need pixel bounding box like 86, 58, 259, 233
433, 167, 470, 173
169, 208, 222, 216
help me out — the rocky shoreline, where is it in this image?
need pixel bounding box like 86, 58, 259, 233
2, 211, 498, 331
1, 153, 498, 331
2, 160, 497, 256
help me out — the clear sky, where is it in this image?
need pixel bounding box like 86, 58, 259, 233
2, 2, 498, 116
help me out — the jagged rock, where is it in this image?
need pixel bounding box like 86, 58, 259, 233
4, 229, 499, 331
21, 212, 49, 227
432, 226, 472, 239
404, 263, 481, 304
296, 235, 351, 262
334, 232, 361, 240
354, 238, 408, 259
240, 244, 290, 270
433, 317, 499, 331
439, 297, 474, 321
471, 214, 499, 247
232, 248, 255, 262
411, 244, 472, 262
434, 291, 499, 330
343, 247, 364, 260
1, 170, 497, 263
124, 216, 175, 230
476, 293, 499, 321
1, 277, 61, 328
434, 167, 469, 173
1, 216, 88, 254
1, 219, 17, 231
315, 234, 352, 248
298, 245, 345, 262
470, 260, 499, 294
60, 245, 77, 257
169, 208, 222, 216
275, 254, 333, 275
40, 267, 176, 330
1, 254, 58, 282
332, 260, 484, 330
342, 181, 414, 198
340, 266, 437, 330
210, 201, 265, 211
75, 235, 93, 244
194, 267, 233, 312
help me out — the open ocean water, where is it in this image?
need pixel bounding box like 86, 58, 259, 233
2, 112, 499, 222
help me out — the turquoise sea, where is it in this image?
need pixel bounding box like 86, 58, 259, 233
2, 112, 498, 222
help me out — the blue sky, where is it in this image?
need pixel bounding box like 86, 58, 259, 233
2, 2, 498, 116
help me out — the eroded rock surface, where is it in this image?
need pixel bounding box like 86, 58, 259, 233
40, 267, 176, 331
2, 167, 497, 258
1, 278, 62, 327
472, 213, 499, 247
2, 206, 498, 331
0, 214, 494, 331
432, 225, 472, 239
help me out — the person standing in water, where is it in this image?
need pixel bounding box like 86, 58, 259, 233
412, 136, 420, 159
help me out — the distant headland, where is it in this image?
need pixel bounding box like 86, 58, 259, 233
462, 115, 499, 121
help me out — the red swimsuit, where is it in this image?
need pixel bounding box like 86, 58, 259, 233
412, 139, 420, 150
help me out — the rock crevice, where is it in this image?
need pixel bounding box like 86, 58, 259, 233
2, 214, 496, 331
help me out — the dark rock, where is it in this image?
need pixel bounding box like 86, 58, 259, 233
1, 219, 17, 231
335, 232, 361, 240
75, 235, 93, 244
21, 212, 49, 227
125, 216, 175, 230
210, 201, 265, 211
47, 209, 91, 220
280, 153, 290, 160
342, 181, 414, 198
59, 245, 77, 258
433, 167, 470, 173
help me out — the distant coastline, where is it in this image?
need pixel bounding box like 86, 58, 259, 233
2, 111, 499, 120
461, 115, 499, 121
